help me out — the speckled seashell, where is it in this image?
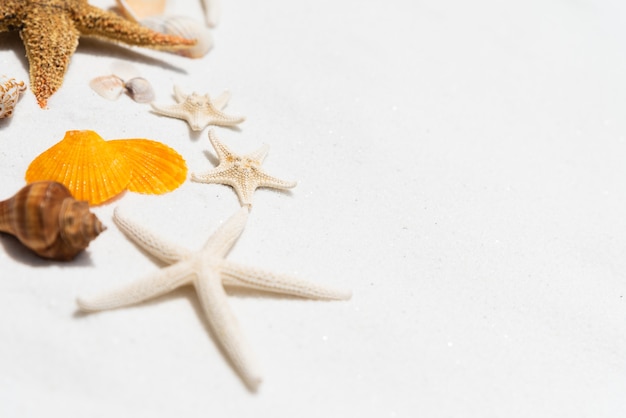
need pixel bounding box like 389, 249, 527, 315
0, 76, 26, 119
109, 139, 187, 194
89, 75, 125, 101
25, 130, 132, 205
124, 77, 155, 103
0, 181, 105, 261
141, 16, 213, 58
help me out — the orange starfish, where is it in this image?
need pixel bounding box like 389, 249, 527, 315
0, 0, 195, 108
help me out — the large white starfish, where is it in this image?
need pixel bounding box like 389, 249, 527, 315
192, 130, 297, 207
77, 206, 351, 390
150, 85, 244, 131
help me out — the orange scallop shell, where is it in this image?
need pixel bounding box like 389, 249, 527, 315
25, 130, 187, 206
109, 139, 187, 194
25, 130, 131, 205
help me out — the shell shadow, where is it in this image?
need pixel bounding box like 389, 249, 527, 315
201, 149, 220, 167
0, 233, 95, 267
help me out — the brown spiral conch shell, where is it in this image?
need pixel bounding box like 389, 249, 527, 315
0, 182, 106, 261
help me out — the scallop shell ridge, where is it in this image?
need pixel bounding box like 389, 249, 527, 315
109, 139, 188, 194
25, 130, 132, 205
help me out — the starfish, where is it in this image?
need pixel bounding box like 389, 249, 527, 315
77, 206, 351, 390
0, 0, 196, 108
150, 85, 245, 131
191, 130, 297, 207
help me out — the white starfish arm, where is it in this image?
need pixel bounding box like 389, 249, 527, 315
246, 144, 269, 163
201, 0, 221, 27
190, 168, 252, 206
256, 173, 298, 191
221, 260, 352, 300
151, 101, 188, 120
114, 208, 191, 264
77, 262, 194, 312
202, 206, 250, 257
208, 129, 232, 160
209, 110, 245, 127
195, 270, 262, 390
173, 85, 188, 103
213, 90, 231, 110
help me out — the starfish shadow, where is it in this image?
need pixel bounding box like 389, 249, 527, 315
0, 233, 95, 267
0, 33, 27, 69
201, 149, 220, 166
188, 127, 204, 142
76, 38, 189, 74
258, 187, 296, 200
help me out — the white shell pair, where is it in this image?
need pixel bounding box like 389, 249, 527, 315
89, 62, 155, 103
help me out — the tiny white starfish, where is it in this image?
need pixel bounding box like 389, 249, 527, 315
77, 206, 351, 390
191, 130, 298, 207
150, 85, 245, 131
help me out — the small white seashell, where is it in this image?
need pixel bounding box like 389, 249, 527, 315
141, 16, 213, 58
124, 77, 155, 103
116, 0, 166, 21
89, 75, 125, 101
201, 0, 220, 27
0, 75, 27, 119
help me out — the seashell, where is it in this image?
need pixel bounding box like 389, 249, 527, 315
25, 130, 187, 205
116, 0, 166, 21
90, 63, 155, 103
89, 75, 125, 101
124, 77, 155, 103
0, 75, 27, 119
109, 139, 187, 194
201, 0, 221, 28
25, 130, 132, 205
0, 182, 105, 261
141, 16, 213, 58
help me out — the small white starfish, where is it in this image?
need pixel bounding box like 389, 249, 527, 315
150, 85, 245, 131
77, 206, 351, 390
192, 130, 297, 207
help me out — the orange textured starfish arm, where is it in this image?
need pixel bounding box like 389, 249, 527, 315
0, 5, 20, 31
20, 10, 79, 108
75, 4, 196, 50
